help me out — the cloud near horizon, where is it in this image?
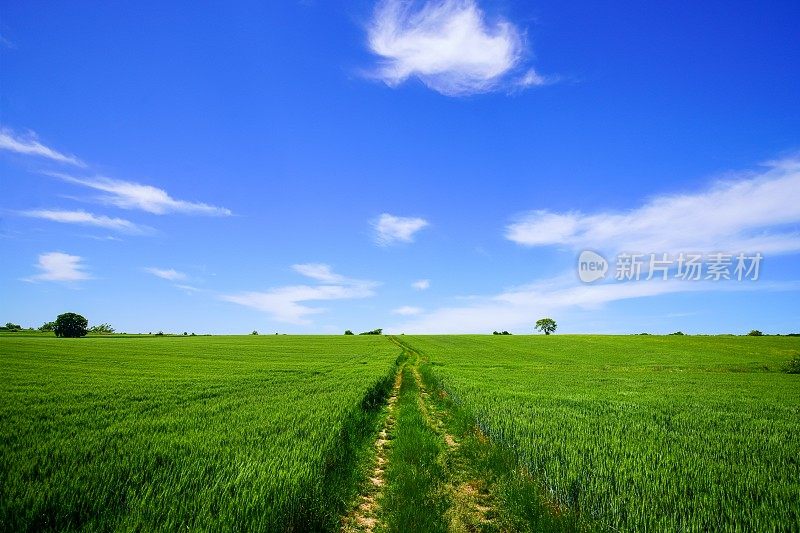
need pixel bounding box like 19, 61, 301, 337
388, 273, 793, 334
0, 127, 85, 167
367, 0, 544, 96
221, 264, 378, 324
505, 157, 800, 255
25, 252, 91, 282
373, 213, 429, 245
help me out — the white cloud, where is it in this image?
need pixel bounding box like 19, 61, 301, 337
517, 69, 550, 88
26, 252, 91, 282
292, 263, 345, 283
505, 157, 800, 255
389, 273, 788, 334
393, 305, 423, 315
373, 213, 429, 245
506, 211, 581, 246
144, 267, 188, 281
51, 173, 232, 216
21, 209, 148, 234
412, 279, 431, 290
175, 284, 204, 294
368, 0, 534, 96
221, 265, 378, 324
0, 127, 85, 167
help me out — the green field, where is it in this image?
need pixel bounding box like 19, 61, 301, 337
2, 333, 799, 531
407, 335, 800, 531
0, 335, 399, 531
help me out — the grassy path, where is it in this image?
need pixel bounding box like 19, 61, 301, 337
343, 337, 575, 532
411, 358, 500, 531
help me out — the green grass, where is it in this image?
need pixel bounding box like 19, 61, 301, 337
402, 335, 800, 531
0, 334, 400, 532
417, 359, 578, 532
379, 361, 448, 533
3, 333, 799, 531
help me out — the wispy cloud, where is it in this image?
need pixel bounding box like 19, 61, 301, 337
373, 213, 429, 245
367, 0, 542, 96
144, 267, 188, 281
412, 279, 431, 290
175, 284, 205, 294
292, 263, 346, 283
84, 235, 122, 242
221, 264, 378, 324
20, 209, 148, 234
505, 157, 800, 255
50, 173, 232, 216
393, 305, 423, 315
517, 69, 550, 88
0, 127, 85, 167
25, 252, 91, 282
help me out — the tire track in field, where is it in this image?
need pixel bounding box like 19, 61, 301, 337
392, 336, 497, 532
341, 362, 404, 532
383, 338, 576, 531
410, 362, 497, 531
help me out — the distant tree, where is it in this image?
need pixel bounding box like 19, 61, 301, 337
53, 313, 88, 338
359, 328, 383, 335
747, 329, 764, 336
89, 323, 115, 334
183, 332, 188, 336
492, 331, 499, 335
39, 321, 56, 332
3, 322, 22, 331
535, 318, 557, 335
344, 330, 354, 335
251, 330, 259, 335
155, 331, 164, 336
502, 331, 511, 335
668, 331, 685, 336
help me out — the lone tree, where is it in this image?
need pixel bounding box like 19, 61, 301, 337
535, 318, 557, 335
53, 313, 88, 338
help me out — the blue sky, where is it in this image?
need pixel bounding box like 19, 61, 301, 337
1, 0, 799, 334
